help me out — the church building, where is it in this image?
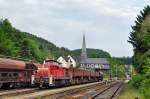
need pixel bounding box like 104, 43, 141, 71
80, 35, 110, 71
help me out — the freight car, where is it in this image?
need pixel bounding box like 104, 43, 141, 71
34, 59, 103, 88
0, 58, 37, 88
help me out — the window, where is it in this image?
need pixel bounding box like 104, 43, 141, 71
8, 73, 12, 77
1, 73, 8, 77
91, 64, 95, 68
87, 64, 89, 68
95, 64, 99, 68
13, 73, 18, 77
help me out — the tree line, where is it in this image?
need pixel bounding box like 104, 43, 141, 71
0, 19, 111, 63
128, 5, 150, 97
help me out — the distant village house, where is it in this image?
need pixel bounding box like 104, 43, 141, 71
57, 55, 76, 68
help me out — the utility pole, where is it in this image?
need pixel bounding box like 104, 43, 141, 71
130, 65, 133, 79
116, 65, 117, 80
109, 68, 112, 80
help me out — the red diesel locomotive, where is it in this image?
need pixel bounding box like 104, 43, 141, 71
34, 59, 103, 88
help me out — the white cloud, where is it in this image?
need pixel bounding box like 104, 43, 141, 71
24, 0, 39, 5
0, 0, 148, 57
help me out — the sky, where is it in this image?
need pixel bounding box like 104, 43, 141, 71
0, 0, 149, 57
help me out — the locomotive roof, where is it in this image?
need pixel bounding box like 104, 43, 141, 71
0, 58, 37, 70
45, 59, 61, 64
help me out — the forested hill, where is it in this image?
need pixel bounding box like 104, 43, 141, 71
112, 57, 132, 65
71, 49, 111, 58
0, 19, 110, 62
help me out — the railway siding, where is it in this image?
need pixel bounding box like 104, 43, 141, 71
64, 81, 120, 99
90, 81, 123, 99
0, 81, 123, 99
0, 88, 38, 99
4, 81, 107, 99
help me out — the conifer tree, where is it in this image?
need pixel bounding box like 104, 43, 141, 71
128, 5, 150, 73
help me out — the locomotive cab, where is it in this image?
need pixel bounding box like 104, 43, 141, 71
35, 59, 69, 88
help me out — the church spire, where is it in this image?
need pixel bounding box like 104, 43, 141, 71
81, 34, 87, 60
82, 34, 86, 53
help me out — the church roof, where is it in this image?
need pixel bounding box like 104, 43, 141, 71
80, 58, 109, 64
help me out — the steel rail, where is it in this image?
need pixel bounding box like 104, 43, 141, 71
89, 81, 122, 99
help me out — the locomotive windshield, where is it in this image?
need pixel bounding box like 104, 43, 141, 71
44, 59, 61, 66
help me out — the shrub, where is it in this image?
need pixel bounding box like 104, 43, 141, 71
140, 78, 150, 98
129, 74, 144, 89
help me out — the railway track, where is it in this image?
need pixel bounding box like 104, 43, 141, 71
0, 88, 38, 99
59, 81, 123, 99
90, 81, 123, 99
0, 81, 122, 99
0, 81, 109, 99
62, 81, 121, 99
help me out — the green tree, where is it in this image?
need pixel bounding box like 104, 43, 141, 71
128, 5, 150, 98
128, 5, 150, 73
109, 58, 126, 78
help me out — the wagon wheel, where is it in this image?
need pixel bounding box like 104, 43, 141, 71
9, 83, 14, 88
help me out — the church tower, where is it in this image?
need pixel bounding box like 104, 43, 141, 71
81, 34, 87, 61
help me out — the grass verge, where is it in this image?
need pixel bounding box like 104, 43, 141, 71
119, 83, 145, 99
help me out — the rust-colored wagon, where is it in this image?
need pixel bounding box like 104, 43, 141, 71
0, 58, 37, 88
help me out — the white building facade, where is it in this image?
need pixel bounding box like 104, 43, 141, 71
57, 55, 77, 68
